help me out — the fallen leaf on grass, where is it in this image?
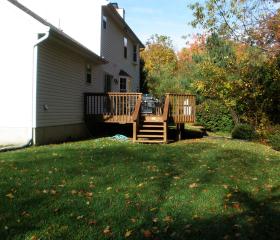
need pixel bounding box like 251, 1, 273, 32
30, 235, 38, 240
106, 187, 112, 191
88, 220, 97, 225
85, 192, 93, 197
185, 224, 192, 229
143, 230, 152, 238
152, 217, 158, 223
71, 190, 77, 195
103, 226, 112, 236
50, 189, 57, 195
53, 208, 60, 213
189, 183, 198, 189
226, 193, 232, 198
125, 193, 130, 199
21, 211, 31, 217
125, 230, 133, 238
192, 215, 200, 220
163, 215, 173, 222
6, 193, 14, 199
76, 215, 84, 220
128, 218, 136, 224
232, 202, 242, 211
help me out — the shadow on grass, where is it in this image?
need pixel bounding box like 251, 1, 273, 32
0, 141, 279, 239
135, 191, 280, 240
87, 123, 205, 141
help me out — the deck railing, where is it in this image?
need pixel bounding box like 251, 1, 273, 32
84, 92, 142, 123
168, 93, 196, 123
84, 92, 196, 124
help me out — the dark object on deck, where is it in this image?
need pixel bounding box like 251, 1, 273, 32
141, 94, 161, 115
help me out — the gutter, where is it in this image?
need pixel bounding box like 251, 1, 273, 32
0, 31, 50, 153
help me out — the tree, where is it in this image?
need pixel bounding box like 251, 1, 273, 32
253, 9, 280, 55
140, 34, 178, 96
189, 0, 280, 53
185, 33, 280, 127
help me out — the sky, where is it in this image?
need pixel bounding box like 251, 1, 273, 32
115, 0, 199, 51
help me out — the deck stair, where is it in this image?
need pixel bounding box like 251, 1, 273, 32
135, 120, 167, 143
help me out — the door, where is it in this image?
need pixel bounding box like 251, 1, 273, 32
120, 77, 127, 92
104, 74, 112, 92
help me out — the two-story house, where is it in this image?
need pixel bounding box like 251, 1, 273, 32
18, 0, 144, 93
0, 0, 144, 146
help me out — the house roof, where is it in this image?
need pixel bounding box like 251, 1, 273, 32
7, 0, 108, 64
103, 3, 145, 49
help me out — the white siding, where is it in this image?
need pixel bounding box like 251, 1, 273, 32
0, 0, 48, 145
19, 0, 108, 55
101, 11, 140, 92
36, 40, 102, 127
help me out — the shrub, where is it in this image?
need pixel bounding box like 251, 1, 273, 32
196, 100, 234, 132
265, 125, 280, 151
231, 124, 257, 140
268, 133, 280, 151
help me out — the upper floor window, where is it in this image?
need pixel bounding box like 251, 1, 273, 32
102, 16, 107, 29
86, 64, 92, 83
124, 37, 128, 59
133, 45, 137, 62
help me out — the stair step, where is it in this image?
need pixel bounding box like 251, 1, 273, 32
142, 124, 164, 128
139, 129, 164, 133
137, 134, 164, 138
135, 140, 166, 143
142, 116, 163, 122
142, 120, 164, 123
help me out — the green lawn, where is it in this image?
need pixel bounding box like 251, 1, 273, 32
0, 138, 279, 240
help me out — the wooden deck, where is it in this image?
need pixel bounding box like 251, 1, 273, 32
84, 92, 196, 143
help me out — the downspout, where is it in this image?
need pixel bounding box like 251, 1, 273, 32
32, 30, 50, 146
0, 30, 50, 153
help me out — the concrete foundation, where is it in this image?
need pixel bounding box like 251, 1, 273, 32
33, 123, 90, 145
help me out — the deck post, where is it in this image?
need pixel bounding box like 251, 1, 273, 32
163, 122, 168, 143
133, 122, 137, 143
176, 123, 185, 141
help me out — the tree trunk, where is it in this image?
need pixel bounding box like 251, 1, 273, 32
229, 107, 240, 125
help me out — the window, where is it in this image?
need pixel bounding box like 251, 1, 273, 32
102, 15, 107, 29
124, 37, 128, 58
120, 77, 127, 92
104, 73, 113, 92
86, 64, 92, 83
133, 45, 137, 62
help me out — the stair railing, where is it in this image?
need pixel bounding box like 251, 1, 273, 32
162, 94, 170, 143
162, 94, 170, 122
132, 94, 143, 142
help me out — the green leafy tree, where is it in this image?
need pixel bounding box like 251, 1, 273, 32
140, 34, 178, 96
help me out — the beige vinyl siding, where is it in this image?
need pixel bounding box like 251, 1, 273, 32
36, 39, 102, 127
101, 12, 140, 92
